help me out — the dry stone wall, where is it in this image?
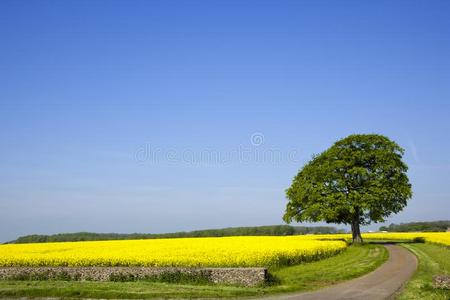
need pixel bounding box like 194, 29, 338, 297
0, 266, 267, 287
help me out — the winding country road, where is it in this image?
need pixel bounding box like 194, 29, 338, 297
267, 244, 417, 300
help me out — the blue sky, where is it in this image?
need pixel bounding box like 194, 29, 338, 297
1, 0, 449, 242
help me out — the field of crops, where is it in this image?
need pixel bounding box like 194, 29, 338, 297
299, 232, 450, 246
291, 232, 450, 246
1, 232, 448, 269
0, 236, 347, 268
361, 232, 450, 246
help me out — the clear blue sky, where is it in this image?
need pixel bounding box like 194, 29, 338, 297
1, 0, 449, 242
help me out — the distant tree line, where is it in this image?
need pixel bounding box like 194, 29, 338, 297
7, 225, 343, 244
379, 220, 450, 232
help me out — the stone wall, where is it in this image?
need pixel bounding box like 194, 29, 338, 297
433, 275, 450, 289
0, 266, 267, 287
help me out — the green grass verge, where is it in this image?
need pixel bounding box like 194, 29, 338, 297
268, 243, 387, 294
397, 243, 450, 300
0, 244, 387, 299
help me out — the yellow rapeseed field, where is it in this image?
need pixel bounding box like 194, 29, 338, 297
360, 232, 450, 246
298, 232, 450, 246
292, 232, 450, 246
1, 232, 448, 268
0, 236, 347, 267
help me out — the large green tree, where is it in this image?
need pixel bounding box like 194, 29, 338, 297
284, 134, 412, 243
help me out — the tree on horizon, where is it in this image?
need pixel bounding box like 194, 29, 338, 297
283, 134, 412, 243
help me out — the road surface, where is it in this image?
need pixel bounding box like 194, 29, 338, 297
266, 244, 417, 300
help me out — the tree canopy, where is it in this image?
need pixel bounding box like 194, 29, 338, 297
284, 134, 412, 243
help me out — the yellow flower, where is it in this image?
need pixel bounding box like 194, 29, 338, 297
0, 236, 346, 267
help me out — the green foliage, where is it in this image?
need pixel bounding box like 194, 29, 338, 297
413, 237, 426, 243
379, 220, 450, 232
109, 273, 137, 282
7, 225, 341, 244
284, 134, 412, 242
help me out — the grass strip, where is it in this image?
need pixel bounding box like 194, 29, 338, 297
397, 243, 450, 300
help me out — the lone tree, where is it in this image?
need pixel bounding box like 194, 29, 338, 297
283, 134, 412, 243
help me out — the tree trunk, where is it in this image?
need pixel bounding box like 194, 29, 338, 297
351, 220, 363, 244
